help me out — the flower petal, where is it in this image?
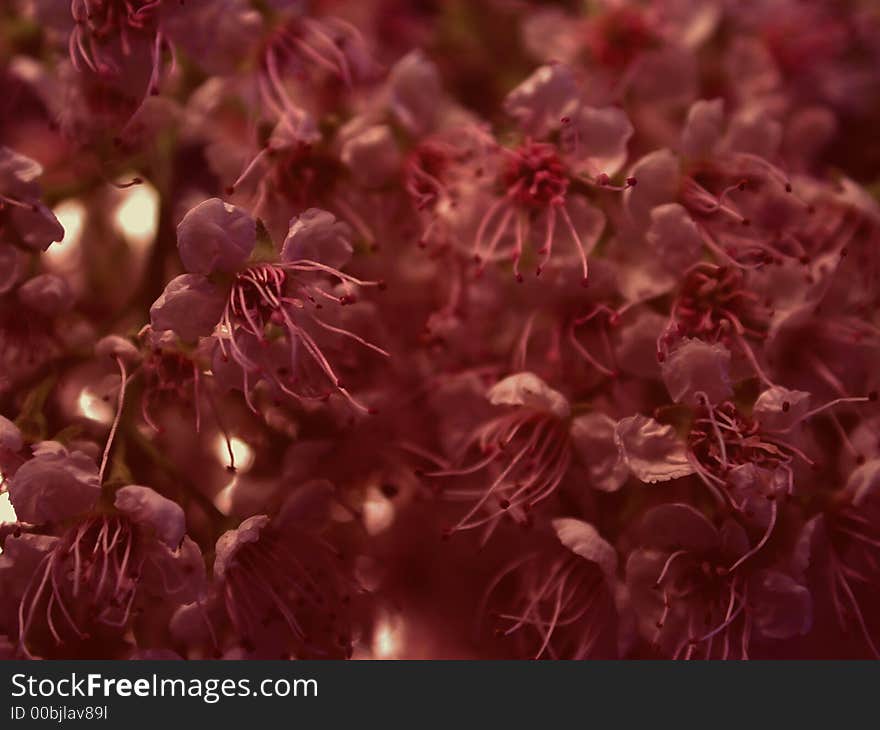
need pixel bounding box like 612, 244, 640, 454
553, 517, 617, 577
753, 386, 811, 431
623, 149, 680, 228
281, 208, 353, 270
615, 415, 694, 483
566, 105, 633, 177
8, 443, 100, 523
176, 198, 255, 275
114, 484, 186, 549
570, 412, 628, 492
150, 273, 225, 342
503, 63, 578, 137
487, 372, 570, 419
213, 515, 269, 580
661, 338, 733, 405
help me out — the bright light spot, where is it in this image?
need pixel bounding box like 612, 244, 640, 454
0, 493, 16, 553
46, 198, 86, 268
372, 613, 405, 659
78, 387, 114, 424
214, 435, 254, 473
213, 476, 238, 516
112, 179, 158, 252
363, 487, 395, 536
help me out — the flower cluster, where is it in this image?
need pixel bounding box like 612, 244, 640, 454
1, 0, 879, 659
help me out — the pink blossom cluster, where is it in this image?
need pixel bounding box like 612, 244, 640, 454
1, 0, 880, 660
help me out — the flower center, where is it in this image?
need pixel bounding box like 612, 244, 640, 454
503, 142, 569, 209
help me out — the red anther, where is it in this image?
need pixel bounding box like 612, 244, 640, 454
597, 173, 611, 186
782, 401, 791, 412
625, 176, 637, 187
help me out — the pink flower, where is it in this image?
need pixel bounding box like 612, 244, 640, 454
152, 200, 388, 413
0, 146, 63, 252
465, 63, 632, 284
207, 502, 364, 659
0, 483, 203, 658
797, 460, 880, 657
419, 372, 574, 542
484, 518, 621, 659
7, 442, 101, 524
626, 503, 811, 658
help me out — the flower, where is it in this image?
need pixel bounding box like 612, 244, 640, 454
483, 518, 621, 659
419, 372, 575, 542
465, 63, 633, 284
151, 199, 388, 413
626, 503, 811, 658
0, 481, 203, 658
205, 494, 365, 659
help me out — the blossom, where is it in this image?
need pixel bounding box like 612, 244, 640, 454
203, 491, 365, 659
465, 63, 633, 284
7, 443, 101, 525
483, 518, 621, 659
1, 0, 879, 661
0, 147, 64, 253
151, 199, 388, 413
418, 372, 575, 542
0, 478, 203, 658
626, 502, 811, 658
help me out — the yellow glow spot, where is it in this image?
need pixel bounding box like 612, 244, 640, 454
363, 487, 395, 536
46, 198, 86, 267
373, 614, 405, 659
78, 387, 114, 424
112, 180, 159, 252
214, 435, 254, 473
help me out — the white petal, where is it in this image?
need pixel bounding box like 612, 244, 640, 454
615, 415, 694, 483
487, 372, 570, 419
552, 518, 617, 577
